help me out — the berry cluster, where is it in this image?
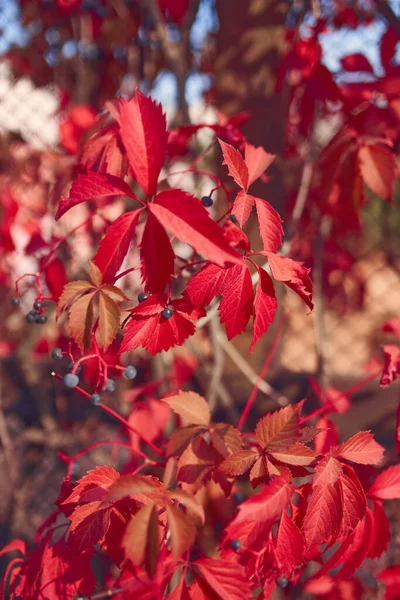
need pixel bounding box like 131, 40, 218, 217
12, 297, 48, 324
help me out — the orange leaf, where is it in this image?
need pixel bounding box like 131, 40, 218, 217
255, 403, 303, 453
89, 259, 102, 287
68, 291, 96, 351
123, 503, 159, 576
97, 292, 120, 350
314, 455, 343, 486
104, 475, 165, 505
162, 391, 210, 427
166, 503, 197, 559
219, 450, 258, 476
168, 489, 205, 524
57, 280, 94, 319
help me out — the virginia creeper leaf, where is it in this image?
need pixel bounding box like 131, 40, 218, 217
140, 210, 175, 293
334, 431, 385, 465
161, 391, 210, 427
166, 503, 196, 559
266, 253, 313, 310
250, 266, 278, 352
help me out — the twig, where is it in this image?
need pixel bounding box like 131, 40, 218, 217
313, 215, 331, 387
74, 588, 124, 600
207, 316, 225, 411
216, 330, 289, 407
237, 320, 284, 430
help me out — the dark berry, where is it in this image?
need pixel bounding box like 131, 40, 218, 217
201, 195, 213, 207
124, 365, 137, 379
35, 314, 47, 324
51, 348, 63, 361
275, 576, 288, 589
68, 362, 82, 375
231, 539, 241, 551
161, 306, 174, 319
33, 300, 43, 310
71, 462, 80, 477
63, 373, 79, 388
229, 214, 238, 224
11, 297, 20, 307
105, 379, 116, 393
90, 393, 102, 406
26, 311, 37, 324
232, 492, 244, 504
138, 292, 149, 303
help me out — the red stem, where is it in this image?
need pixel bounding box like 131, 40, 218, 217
237, 320, 283, 431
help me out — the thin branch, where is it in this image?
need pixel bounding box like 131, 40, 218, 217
207, 316, 225, 411
216, 330, 289, 407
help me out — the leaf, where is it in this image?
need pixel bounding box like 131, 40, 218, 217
97, 293, 120, 350
119, 89, 168, 196
244, 143, 275, 186
250, 266, 277, 352
218, 138, 249, 190
57, 280, 94, 319
266, 253, 313, 310
231, 191, 254, 227
93, 209, 142, 283
380, 344, 400, 387
168, 580, 191, 600
161, 391, 210, 427
255, 403, 303, 453
68, 501, 111, 551
314, 417, 339, 454
254, 197, 283, 253
166, 503, 196, 559
313, 455, 343, 486
231, 476, 294, 527
123, 503, 159, 576
367, 501, 390, 559
358, 143, 396, 202
149, 190, 243, 268
89, 260, 102, 287
218, 263, 254, 339
337, 466, 367, 539
56, 172, 136, 220
334, 431, 385, 465
168, 489, 205, 524
185, 263, 228, 306
275, 511, 305, 576
302, 483, 342, 547
219, 450, 259, 476
367, 465, 400, 500
62, 465, 120, 504
177, 437, 217, 493
140, 210, 175, 293
194, 558, 251, 600
68, 291, 96, 351
104, 474, 165, 504
270, 444, 316, 466
167, 425, 203, 457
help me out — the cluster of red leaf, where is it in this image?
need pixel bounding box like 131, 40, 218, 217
2, 394, 399, 599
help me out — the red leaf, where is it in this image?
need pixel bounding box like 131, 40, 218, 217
367, 465, 400, 500
119, 89, 168, 196
231, 476, 294, 527
275, 511, 305, 576
255, 403, 303, 453
314, 455, 343, 486
218, 264, 254, 339
94, 209, 141, 283
244, 143, 275, 186
334, 431, 384, 465
194, 558, 251, 600
266, 253, 313, 310
337, 466, 367, 539
358, 144, 396, 202
341, 53, 374, 73
185, 263, 228, 306
367, 501, 390, 559
68, 501, 111, 551
150, 190, 242, 268
56, 172, 135, 220
254, 197, 283, 253
63, 467, 119, 507
232, 190, 254, 227
44, 258, 68, 302
140, 210, 175, 293
314, 417, 339, 454
270, 444, 316, 466
218, 138, 249, 190
302, 483, 342, 547
250, 266, 277, 352
380, 344, 400, 387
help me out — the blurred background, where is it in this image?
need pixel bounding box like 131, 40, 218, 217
0, 0, 399, 577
